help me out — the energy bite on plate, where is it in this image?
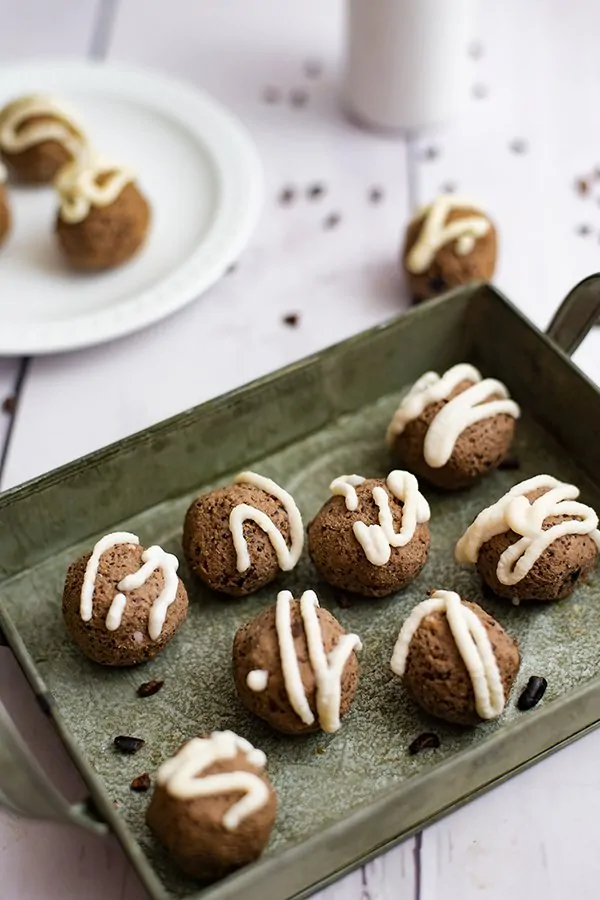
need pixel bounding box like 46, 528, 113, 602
455, 474, 600, 603
62, 531, 188, 666
386, 363, 520, 490
147, 731, 277, 880
233, 589, 362, 734
0, 94, 87, 184
308, 470, 430, 598
54, 156, 151, 270
183, 471, 304, 597
0, 163, 11, 247
391, 590, 520, 725
402, 194, 497, 302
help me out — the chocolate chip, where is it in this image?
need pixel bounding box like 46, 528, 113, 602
130, 772, 151, 792
262, 86, 281, 104
137, 679, 164, 698
290, 88, 308, 108
421, 146, 440, 161
471, 83, 488, 99
498, 455, 520, 470
409, 732, 441, 755
368, 186, 384, 204
304, 59, 322, 79
282, 312, 300, 328
279, 186, 296, 206
509, 138, 528, 154
427, 276, 447, 293
307, 183, 325, 200
576, 178, 590, 196
517, 676, 547, 711
323, 212, 341, 229
577, 224, 592, 236
113, 735, 145, 754
2, 395, 16, 414
468, 40, 484, 59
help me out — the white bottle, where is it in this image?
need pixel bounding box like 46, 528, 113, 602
343, 0, 476, 132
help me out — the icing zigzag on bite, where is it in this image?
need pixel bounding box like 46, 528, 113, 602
405, 195, 492, 274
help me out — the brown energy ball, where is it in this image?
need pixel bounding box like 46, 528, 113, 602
308, 472, 430, 598
233, 590, 361, 734
147, 731, 277, 880
62, 533, 188, 666
183, 471, 303, 597
391, 591, 519, 725
0, 175, 10, 247
456, 476, 600, 603
0, 94, 87, 184
55, 159, 151, 270
402, 195, 497, 302
386, 364, 520, 490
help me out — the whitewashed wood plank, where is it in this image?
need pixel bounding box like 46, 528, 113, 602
4, 0, 410, 488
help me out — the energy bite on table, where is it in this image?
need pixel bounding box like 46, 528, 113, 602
402, 194, 497, 302
233, 589, 362, 734
0, 163, 11, 247
308, 470, 430, 598
54, 157, 151, 270
386, 363, 520, 490
391, 590, 520, 725
62, 531, 188, 666
0, 94, 87, 184
455, 474, 600, 603
183, 471, 304, 597
147, 730, 277, 880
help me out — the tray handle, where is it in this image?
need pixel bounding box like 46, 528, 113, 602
546, 274, 600, 355
0, 697, 107, 833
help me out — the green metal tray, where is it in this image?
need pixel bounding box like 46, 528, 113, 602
1, 279, 600, 900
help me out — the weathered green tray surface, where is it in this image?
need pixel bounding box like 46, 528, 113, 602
1, 287, 600, 900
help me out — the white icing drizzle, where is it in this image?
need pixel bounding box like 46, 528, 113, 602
386, 363, 520, 468
55, 157, 135, 224
455, 474, 600, 585
80, 532, 180, 640
406, 195, 491, 274
390, 590, 505, 720
275, 590, 362, 733
0, 94, 86, 157
229, 471, 304, 573
246, 669, 269, 692
330, 471, 430, 566
157, 730, 269, 831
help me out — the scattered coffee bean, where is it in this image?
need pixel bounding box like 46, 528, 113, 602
307, 182, 326, 200
137, 679, 164, 698
2, 395, 15, 414
441, 182, 457, 194
576, 177, 590, 195
409, 732, 441, 755
323, 212, 341, 229
509, 138, 528, 154
499, 454, 521, 470
282, 312, 300, 328
471, 83, 488, 99
130, 772, 151, 792
113, 735, 145, 754
517, 676, 547, 711
304, 59, 322, 79
290, 88, 309, 108
262, 86, 281, 104
225, 262, 238, 275
468, 40, 484, 59
577, 224, 592, 237
279, 186, 296, 205
368, 186, 384, 204
422, 146, 440, 161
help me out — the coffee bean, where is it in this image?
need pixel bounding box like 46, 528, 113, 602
517, 676, 547, 711
409, 732, 440, 755
113, 735, 145, 754
137, 679, 164, 698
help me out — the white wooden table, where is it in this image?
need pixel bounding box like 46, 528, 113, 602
3, 1, 600, 897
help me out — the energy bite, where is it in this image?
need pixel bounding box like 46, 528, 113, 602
0, 163, 11, 247
386, 363, 520, 490
0, 94, 87, 184
54, 157, 151, 270
233, 589, 362, 734
62, 531, 188, 666
147, 731, 277, 880
402, 194, 497, 302
455, 474, 600, 603
391, 590, 520, 725
183, 471, 304, 597
308, 470, 430, 598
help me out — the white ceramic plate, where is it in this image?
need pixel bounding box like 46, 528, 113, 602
0, 60, 263, 355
